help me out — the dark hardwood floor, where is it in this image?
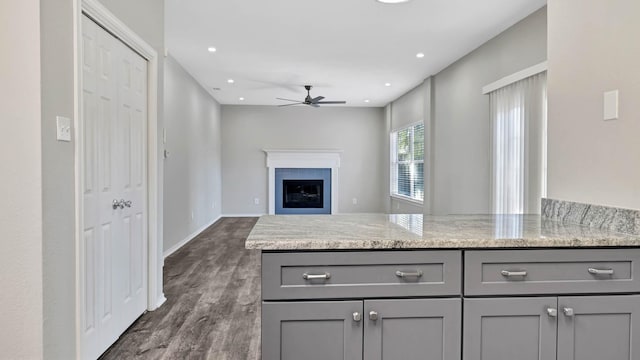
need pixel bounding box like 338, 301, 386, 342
101, 217, 261, 360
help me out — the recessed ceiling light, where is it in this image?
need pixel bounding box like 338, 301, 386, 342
385, 83, 392, 87
377, 0, 412, 3
239, 97, 245, 101
416, 52, 425, 58
227, 79, 235, 84
364, 99, 370, 103
207, 47, 217, 53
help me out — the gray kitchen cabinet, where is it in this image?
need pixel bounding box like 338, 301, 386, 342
364, 298, 461, 360
262, 301, 363, 360
262, 298, 461, 360
557, 295, 640, 360
463, 297, 558, 360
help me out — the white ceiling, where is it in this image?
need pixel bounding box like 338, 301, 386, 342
166, 0, 546, 107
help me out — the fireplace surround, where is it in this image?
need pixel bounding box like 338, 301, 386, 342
264, 149, 342, 215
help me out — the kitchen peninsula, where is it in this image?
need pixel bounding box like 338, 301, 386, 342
247, 202, 640, 360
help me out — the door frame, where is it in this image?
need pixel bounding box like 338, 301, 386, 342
73, 0, 165, 357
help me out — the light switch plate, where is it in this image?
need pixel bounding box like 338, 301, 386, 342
56, 116, 72, 142
603, 90, 619, 121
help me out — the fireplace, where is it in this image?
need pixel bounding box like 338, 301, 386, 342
274, 168, 331, 214
264, 149, 341, 215
283, 180, 324, 208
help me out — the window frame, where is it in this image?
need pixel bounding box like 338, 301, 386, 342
390, 121, 424, 204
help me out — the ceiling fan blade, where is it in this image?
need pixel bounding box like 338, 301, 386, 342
276, 97, 302, 102
315, 101, 347, 104
311, 96, 325, 103
309, 103, 320, 108
278, 102, 304, 107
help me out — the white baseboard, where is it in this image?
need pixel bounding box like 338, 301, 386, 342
150, 294, 167, 311
222, 213, 265, 217
163, 215, 222, 258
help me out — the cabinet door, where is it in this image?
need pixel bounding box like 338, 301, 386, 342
364, 298, 461, 360
463, 297, 557, 360
558, 295, 640, 360
262, 301, 363, 360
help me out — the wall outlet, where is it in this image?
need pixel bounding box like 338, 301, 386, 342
254, 198, 260, 205
352, 198, 358, 205
603, 90, 619, 120
56, 116, 71, 142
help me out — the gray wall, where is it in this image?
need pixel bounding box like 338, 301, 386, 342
164, 56, 222, 254
431, 6, 547, 215
547, 0, 640, 210
221, 106, 386, 215
40, 0, 165, 358
0, 1, 44, 358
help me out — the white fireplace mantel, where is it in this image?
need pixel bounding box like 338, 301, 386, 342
264, 149, 342, 215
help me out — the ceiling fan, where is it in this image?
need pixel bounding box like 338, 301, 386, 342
277, 85, 347, 107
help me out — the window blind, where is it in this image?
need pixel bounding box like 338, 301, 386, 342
490, 72, 547, 214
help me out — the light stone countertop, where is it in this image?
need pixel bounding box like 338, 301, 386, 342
245, 214, 640, 250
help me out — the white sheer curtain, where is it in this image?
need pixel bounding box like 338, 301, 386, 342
490, 72, 547, 214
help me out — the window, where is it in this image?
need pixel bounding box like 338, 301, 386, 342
391, 123, 424, 202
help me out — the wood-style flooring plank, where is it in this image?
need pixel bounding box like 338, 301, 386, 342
100, 217, 261, 360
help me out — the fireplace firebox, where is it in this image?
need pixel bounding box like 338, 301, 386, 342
283, 180, 324, 208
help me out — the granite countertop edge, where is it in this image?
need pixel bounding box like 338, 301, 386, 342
246, 237, 640, 251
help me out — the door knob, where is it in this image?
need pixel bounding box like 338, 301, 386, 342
369, 311, 379, 321
112, 199, 124, 210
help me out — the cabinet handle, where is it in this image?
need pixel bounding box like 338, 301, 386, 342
302, 272, 331, 280
563, 307, 574, 317
352, 312, 361, 322
588, 268, 614, 276
546, 307, 558, 317
369, 311, 379, 321
395, 270, 423, 279
501, 270, 527, 277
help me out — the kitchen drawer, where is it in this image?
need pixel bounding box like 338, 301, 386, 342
464, 249, 640, 296
262, 250, 462, 300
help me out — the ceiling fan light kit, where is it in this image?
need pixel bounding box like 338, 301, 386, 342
276, 85, 347, 108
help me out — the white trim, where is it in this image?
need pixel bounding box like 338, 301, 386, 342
222, 214, 265, 218
163, 216, 222, 259
74, 0, 163, 357
482, 61, 548, 94
263, 149, 342, 215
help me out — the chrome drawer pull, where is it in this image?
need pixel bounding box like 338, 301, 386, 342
563, 307, 574, 317
501, 270, 527, 277
546, 307, 558, 318
302, 272, 331, 280
395, 270, 423, 279
588, 268, 614, 276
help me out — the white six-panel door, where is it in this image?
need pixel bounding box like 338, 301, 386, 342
81, 15, 148, 360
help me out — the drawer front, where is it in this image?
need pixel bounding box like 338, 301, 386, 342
465, 249, 640, 296
262, 250, 462, 300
